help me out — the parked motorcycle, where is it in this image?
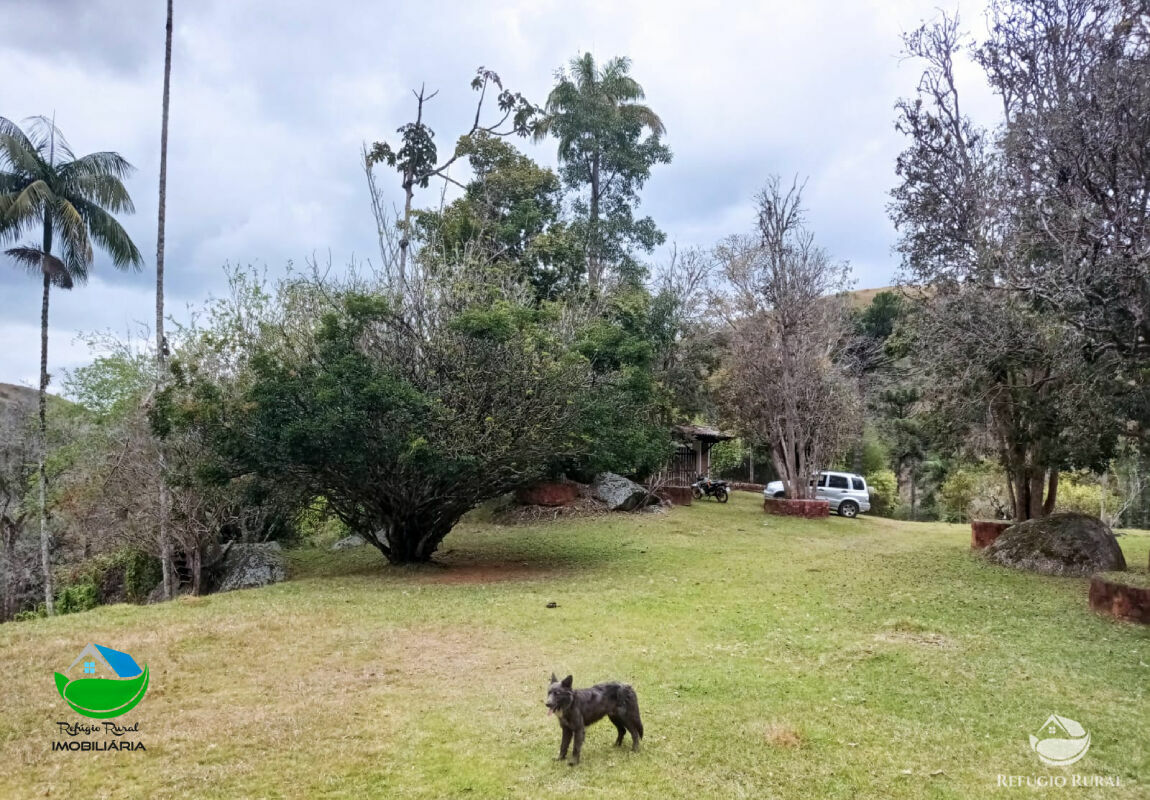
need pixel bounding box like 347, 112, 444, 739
691, 474, 729, 503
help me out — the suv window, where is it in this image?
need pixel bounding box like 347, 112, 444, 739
852, 477, 865, 491
828, 474, 848, 489
816, 474, 827, 487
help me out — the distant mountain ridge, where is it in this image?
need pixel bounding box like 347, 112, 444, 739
0, 382, 74, 429
0, 382, 39, 423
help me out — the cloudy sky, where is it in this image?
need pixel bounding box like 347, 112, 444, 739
0, 0, 996, 387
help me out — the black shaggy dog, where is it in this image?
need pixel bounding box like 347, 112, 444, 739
545, 673, 644, 765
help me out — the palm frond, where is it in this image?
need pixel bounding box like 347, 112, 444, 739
24, 115, 75, 165
0, 117, 34, 152
65, 171, 137, 214
619, 103, 666, 137
3, 246, 74, 288
60, 150, 136, 182
0, 131, 46, 178
0, 179, 51, 241
71, 196, 143, 270
51, 196, 94, 270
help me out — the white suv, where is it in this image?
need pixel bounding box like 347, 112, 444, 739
763, 471, 871, 518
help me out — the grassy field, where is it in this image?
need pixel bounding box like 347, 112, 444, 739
2, 492, 1148, 799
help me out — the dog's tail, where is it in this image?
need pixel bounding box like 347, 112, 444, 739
625, 684, 643, 738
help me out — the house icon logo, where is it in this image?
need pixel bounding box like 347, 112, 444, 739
54, 644, 150, 719
1029, 714, 1091, 767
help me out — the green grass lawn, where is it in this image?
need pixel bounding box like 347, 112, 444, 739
2, 492, 1148, 799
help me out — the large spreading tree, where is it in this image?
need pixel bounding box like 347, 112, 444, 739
162, 255, 606, 564
890, 4, 1143, 521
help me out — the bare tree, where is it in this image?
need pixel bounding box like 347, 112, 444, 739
717, 178, 860, 499
365, 69, 536, 288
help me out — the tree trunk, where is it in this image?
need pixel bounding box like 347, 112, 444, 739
190, 547, 202, 596
1027, 471, 1046, 520
1, 521, 13, 622
910, 469, 917, 521
37, 270, 53, 615
156, 0, 175, 601
1042, 469, 1059, 516
588, 151, 601, 289
367, 514, 458, 564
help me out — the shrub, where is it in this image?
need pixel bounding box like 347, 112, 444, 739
53, 548, 162, 614
938, 463, 1010, 522
865, 469, 898, 517
709, 438, 745, 477
55, 581, 99, 615
120, 550, 162, 602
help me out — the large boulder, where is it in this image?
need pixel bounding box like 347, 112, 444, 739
214, 542, 287, 593
985, 513, 1126, 577
330, 534, 366, 551
592, 472, 661, 512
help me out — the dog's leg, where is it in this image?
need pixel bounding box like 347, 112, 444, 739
557, 727, 572, 760
570, 727, 585, 766
610, 715, 626, 747
626, 716, 642, 752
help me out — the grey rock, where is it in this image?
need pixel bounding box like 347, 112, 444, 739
330, 534, 366, 551
986, 512, 1127, 577
215, 542, 287, 593
592, 472, 662, 512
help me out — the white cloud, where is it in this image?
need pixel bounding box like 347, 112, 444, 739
0, 0, 995, 383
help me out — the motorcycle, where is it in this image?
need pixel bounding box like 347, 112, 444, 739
691, 474, 729, 503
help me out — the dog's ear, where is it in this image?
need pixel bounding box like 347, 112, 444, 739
549, 672, 557, 684
561, 675, 573, 688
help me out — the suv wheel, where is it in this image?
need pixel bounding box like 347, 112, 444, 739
838, 500, 859, 518
773, 491, 785, 499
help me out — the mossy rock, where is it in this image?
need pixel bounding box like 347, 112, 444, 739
985, 512, 1126, 577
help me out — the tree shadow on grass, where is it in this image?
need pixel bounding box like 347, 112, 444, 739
289, 520, 639, 584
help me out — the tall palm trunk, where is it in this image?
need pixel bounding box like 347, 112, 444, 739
38, 266, 53, 615
588, 151, 600, 289
156, 0, 174, 600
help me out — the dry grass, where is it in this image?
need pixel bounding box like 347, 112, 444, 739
1, 493, 1148, 799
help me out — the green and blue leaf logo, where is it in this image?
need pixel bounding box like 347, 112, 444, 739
54, 644, 149, 719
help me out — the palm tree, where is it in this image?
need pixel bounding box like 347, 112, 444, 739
156, 0, 175, 600
0, 116, 143, 614
533, 53, 665, 288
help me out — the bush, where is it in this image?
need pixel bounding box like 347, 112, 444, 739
938, 463, 1010, 522
1054, 474, 1121, 518
865, 469, 898, 517
56, 581, 99, 615
121, 550, 163, 602
709, 438, 745, 477
859, 428, 890, 477
53, 548, 162, 614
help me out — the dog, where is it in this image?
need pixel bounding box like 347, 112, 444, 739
544, 673, 643, 765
